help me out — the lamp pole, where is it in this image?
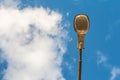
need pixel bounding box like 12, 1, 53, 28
74, 14, 90, 80
78, 49, 82, 80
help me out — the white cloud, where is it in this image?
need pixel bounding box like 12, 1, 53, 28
64, 58, 76, 73
105, 19, 120, 41
66, 12, 69, 16
110, 67, 120, 80
0, 1, 68, 80
0, 0, 19, 8
97, 51, 107, 65
97, 51, 120, 80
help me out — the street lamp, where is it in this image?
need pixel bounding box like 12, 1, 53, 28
74, 14, 90, 80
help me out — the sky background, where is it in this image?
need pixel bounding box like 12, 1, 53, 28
0, 0, 120, 80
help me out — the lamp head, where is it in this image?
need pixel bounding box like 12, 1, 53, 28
74, 14, 90, 50
74, 14, 90, 35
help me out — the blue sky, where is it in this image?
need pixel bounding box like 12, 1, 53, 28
0, 0, 120, 80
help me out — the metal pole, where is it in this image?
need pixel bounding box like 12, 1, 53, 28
78, 49, 82, 80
